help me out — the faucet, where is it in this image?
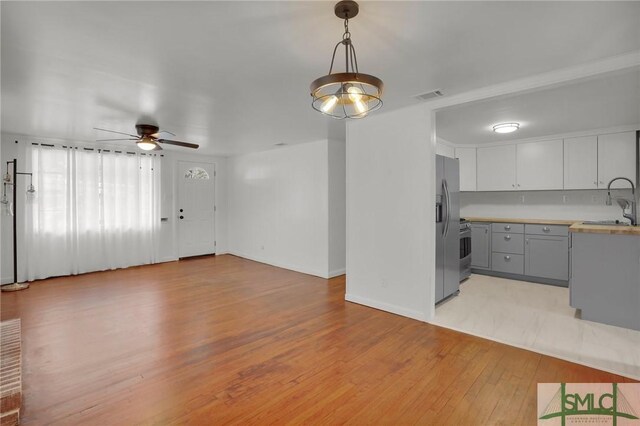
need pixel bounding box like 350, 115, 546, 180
606, 177, 637, 226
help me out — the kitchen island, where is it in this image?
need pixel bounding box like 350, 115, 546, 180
569, 223, 640, 331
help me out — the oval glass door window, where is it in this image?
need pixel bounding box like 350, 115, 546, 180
184, 167, 210, 180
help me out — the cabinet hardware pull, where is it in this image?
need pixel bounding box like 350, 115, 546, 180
504, 255, 510, 261
505, 225, 511, 230
543, 226, 550, 232
505, 235, 511, 240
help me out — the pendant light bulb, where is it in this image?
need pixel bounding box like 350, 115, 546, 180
320, 95, 339, 113
347, 85, 363, 102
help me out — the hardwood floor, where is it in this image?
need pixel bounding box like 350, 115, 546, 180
1, 255, 635, 425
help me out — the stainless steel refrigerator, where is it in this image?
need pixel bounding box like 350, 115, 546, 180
435, 155, 460, 304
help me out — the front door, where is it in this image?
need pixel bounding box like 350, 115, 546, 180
178, 161, 215, 258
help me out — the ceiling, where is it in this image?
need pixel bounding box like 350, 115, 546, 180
2, 2, 640, 155
436, 67, 640, 145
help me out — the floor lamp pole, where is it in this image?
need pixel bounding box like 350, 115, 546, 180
2, 158, 30, 292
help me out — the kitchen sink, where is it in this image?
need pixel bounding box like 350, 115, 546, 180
581, 220, 631, 226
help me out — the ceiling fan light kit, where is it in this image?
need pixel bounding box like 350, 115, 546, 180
93, 124, 199, 151
310, 0, 383, 119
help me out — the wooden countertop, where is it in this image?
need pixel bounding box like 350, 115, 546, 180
465, 216, 640, 235
569, 223, 640, 236
464, 217, 579, 226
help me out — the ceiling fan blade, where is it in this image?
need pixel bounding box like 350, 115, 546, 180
151, 130, 176, 138
157, 139, 199, 149
153, 144, 163, 151
93, 127, 139, 138
96, 138, 139, 142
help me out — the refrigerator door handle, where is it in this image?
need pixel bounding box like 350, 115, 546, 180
442, 179, 451, 237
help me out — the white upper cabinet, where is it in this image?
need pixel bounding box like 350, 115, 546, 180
454, 147, 476, 191
597, 132, 637, 189
477, 145, 516, 191
564, 136, 598, 189
516, 139, 564, 190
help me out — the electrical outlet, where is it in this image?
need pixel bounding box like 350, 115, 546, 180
592, 195, 598, 203
562, 195, 567, 204
521, 195, 525, 204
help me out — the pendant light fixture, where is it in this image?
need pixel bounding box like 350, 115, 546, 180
310, 1, 383, 119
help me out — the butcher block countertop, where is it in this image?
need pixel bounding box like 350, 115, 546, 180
464, 217, 640, 235
568, 223, 640, 236
464, 217, 579, 226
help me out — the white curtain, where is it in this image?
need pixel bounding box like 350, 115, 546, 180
25, 144, 161, 281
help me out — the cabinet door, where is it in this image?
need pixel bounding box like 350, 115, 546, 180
598, 132, 637, 189
564, 136, 598, 189
470, 223, 490, 269
455, 147, 476, 192
525, 235, 568, 281
476, 145, 516, 191
516, 139, 564, 190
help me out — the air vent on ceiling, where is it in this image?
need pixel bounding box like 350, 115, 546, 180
414, 89, 444, 101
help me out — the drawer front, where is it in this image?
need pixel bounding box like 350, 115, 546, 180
525, 224, 569, 236
492, 223, 524, 234
492, 253, 524, 275
491, 233, 525, 254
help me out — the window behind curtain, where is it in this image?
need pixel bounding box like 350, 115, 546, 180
25, 144, 160, 281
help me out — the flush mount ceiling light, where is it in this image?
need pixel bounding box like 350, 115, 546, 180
492, 123, 520, 134
310, 1, 383, 119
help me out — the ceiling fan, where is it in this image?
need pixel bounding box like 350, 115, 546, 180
93, 124, 199, 151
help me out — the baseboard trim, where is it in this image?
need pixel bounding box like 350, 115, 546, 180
328, 268, 346, 278
345, 293, 426, 322
227, 251, 329, 279
471, 269, 568, 287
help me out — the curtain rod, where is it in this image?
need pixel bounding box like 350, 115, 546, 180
25, 141, 164, 157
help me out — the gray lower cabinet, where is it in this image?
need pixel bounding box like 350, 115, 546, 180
570, 232, 640, 331
470, 223, 490, 269
524, 235, 569, 280
492, 252, 524, 274
471, 221, 569, 286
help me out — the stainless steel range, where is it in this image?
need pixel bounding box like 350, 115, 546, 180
460, 219, 471, 282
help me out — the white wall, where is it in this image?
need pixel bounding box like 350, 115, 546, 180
0, 133, 227, 283
328, 139, 346, 277
346, 104, 435, 321
227, 140, 337, 278
461, 190, 627, 221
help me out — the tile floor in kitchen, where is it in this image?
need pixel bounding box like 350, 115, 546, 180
430, 274, 640, 380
